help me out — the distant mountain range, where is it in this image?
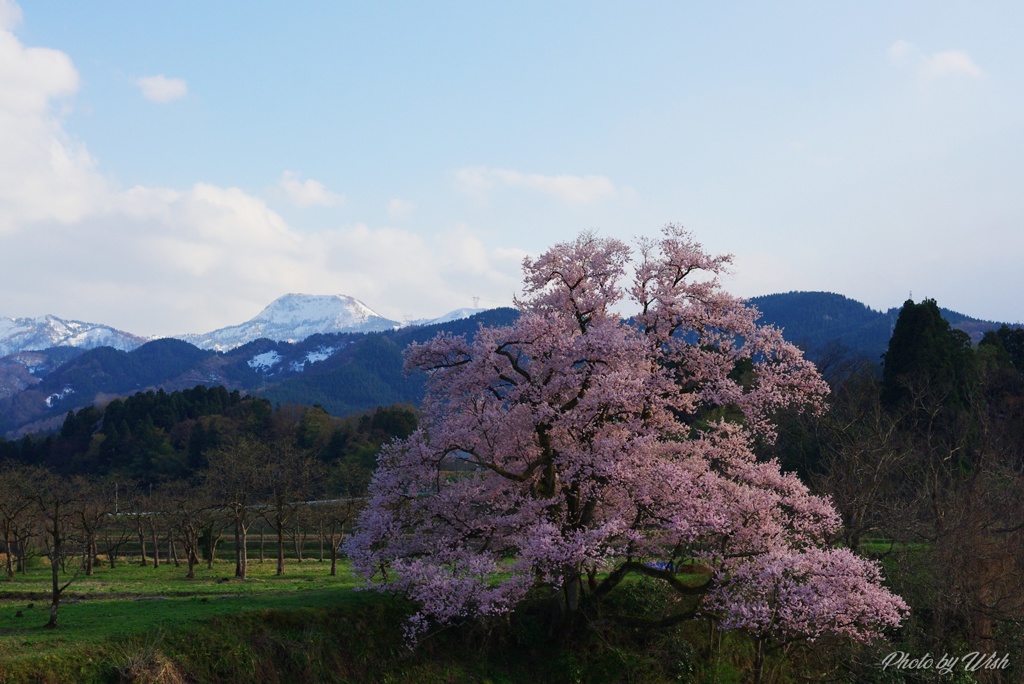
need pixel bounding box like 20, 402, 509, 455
180, 294, 404, 351
0, 308, 516, 438
0, 291, 1015, 438
0, 293, 486, 356
0, 315, 145, 357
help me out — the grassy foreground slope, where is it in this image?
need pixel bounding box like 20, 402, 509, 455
0, 558, 732, 684
2, 555, 913, 683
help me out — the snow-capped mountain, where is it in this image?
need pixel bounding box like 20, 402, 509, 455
182, 294, 401, 351
0, 295, 495, 357
0, 315, 146, 357
411, 307, 488, 326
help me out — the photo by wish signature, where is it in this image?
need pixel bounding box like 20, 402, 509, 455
881, 651, 1010, 675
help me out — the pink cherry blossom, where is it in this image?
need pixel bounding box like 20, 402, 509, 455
345, 226, 907, 645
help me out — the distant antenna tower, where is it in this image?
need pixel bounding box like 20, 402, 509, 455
403, 314, 413, 327
472, 295, 480, 309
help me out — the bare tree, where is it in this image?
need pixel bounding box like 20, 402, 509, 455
312, 497, 363, 576
812, 380, 918, 552
142, 485, 173, 568
134, 487, 151, 566
202, 511, 228, 569
261, 442, 319, 575
99, 480, 134, 570
816, 368, 1024, 678
164, 481, 213, 579
28, 468, 85, 628
72, 477, 113, 576
0, 464, 35, 577
206, 436, 267, 579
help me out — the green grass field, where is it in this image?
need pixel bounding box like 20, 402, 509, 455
0, 555, 726, 684
0, 557, 391, 683
0, 553, 888, 683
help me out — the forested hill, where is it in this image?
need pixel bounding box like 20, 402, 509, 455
0, 308, 519, 438
0, 384, 418, 485
749, 292, 894, 362
749, 291, 1006, 363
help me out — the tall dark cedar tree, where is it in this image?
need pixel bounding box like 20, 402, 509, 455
881, 298, 974, 411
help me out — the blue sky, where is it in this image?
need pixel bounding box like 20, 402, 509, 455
1, 1, 1022, 337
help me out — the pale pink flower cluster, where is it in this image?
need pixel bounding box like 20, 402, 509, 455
705, 548, 909, 642
345, 227, 907, 644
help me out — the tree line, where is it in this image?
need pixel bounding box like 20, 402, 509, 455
769, 299, 1024, 675
0, 386, 417, 627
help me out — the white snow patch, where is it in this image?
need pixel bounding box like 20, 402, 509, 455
45, 386, 75, 408
248, 351, 282, 371
305, 346, 338, 364
288, 345, 339, 373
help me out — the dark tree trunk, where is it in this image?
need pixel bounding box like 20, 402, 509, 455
83, 537, 95, 576
318, 522, 324, 562
276, 517, 285, 576
46, 506, 62, 628
150, 520, 160, 568
137, 526, 148, 566
3, 530, 13, 578
206, 526, 222, 569
234, 519, 248, 579
752, 637, 766, 684
183, 529, 198, 580
15, 530, 30, 574
548, 569, 582, 638
292, 523, 306, 563
105, 535, 118, 569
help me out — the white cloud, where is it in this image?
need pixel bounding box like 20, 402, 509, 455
0, 30, 78, 115
278, 171, 344, 208
135, 74, 188, 103
920, 50, 984, 80
3, 183, 522, 335
887, 39, 913, 63
455, 166, 621, 204
0, 0, 22, 31
0, 22, 521, 335
0, 21, 102, 232
888, 40, 985, 82
387, 197, 415, 220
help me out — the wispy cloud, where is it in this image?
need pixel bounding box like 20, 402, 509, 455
888, 40, 985, 82
135, 74, 188, 103
278, 171, 344, 208
455, 166, 622, 204
387, 197, 415, 220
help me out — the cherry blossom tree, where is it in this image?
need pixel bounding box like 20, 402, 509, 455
346, 226, 907, 653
